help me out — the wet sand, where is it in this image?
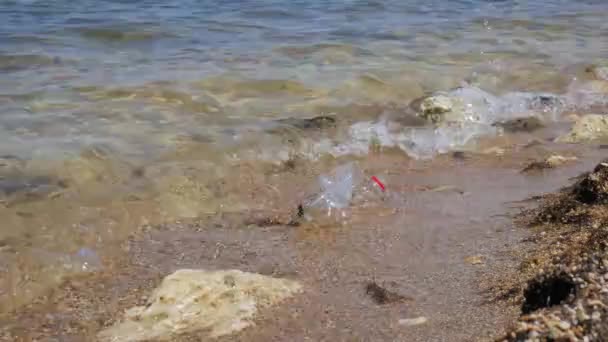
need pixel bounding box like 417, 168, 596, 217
2, 129, 607, 341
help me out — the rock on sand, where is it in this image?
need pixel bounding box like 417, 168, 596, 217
97, 269, 302, 341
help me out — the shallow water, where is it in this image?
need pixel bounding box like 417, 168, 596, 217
1, 0, 608, 332
2, 0, 608, 158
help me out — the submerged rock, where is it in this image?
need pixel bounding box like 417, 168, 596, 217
521, 155, 578, 173
585, 63, 608, 81
410, 93, 467, 124
98, 269, 302, 341
410, 86, 563, 125
557, 114, 608, 143
274, 115, 336, 131
493, 117, 544, 133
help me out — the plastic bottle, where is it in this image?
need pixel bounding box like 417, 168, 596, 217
302, 162, 386, 221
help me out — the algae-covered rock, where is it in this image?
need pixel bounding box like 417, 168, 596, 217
411, 86, 564, 126
557, 114, 608, 143
98, 269, 302, 341
412, 93, 467, 124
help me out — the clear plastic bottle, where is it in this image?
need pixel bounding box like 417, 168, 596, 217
302, 162, 386, 223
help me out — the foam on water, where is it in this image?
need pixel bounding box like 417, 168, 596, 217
312, 86, 568, 159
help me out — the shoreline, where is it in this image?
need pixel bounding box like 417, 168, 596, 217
2, 135, 607, 341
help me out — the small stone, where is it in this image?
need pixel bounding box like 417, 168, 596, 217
548, 325, 562, 339
577, 306, 590, 322
482, 147, 505, 156
557, 321, 571, 330
464, 255, 484, 265
398, 316, 428, 326
546, 155, 577, 167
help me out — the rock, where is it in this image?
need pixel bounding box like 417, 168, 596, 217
398, 316, 428, 327
465, 255, 485, 265
420, 94, 453, 116
365, 281, 413, 305
545, 155, 577, 168
525, 95, 565, 114
522, 155, 578, 173
586, 64, 608, 81
557, 321, 571, 330
493, 117, 544, 133
482, 147, 505, 156
411, 94, 467, 124
97, 269, 302, 341
594, 67, 608, 81
410, 87, 564, 127
274, 115, 337, 131
557, 114, 608, 143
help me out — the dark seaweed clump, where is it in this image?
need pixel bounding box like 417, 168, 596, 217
499, 160, 608, 341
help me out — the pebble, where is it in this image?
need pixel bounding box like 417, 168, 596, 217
558, 321, 571, 330
398, 316, 428, 327
464, 255, 484, 265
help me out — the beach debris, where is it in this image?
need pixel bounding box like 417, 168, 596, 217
426, 185, 465, 194
398, 316, 428, 327
301, 162, 387, 222
306, 162, 362, 210
97, 269, 302, 341
365, 281, 412, 305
